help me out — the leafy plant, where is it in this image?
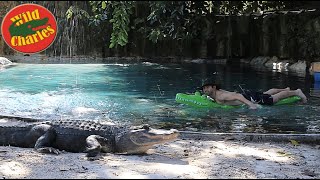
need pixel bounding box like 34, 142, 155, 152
108, 1, 133, 48
66, 5, 90, 20
63, 1, 307, 50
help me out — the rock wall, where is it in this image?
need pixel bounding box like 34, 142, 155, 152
0, 2, 18, 56
207, 10, 320, 61
1, 2, 320, 64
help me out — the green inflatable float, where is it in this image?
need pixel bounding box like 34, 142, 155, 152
175, 91, 301, 109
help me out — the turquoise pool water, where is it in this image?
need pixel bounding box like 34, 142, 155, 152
0, 62, 319, 133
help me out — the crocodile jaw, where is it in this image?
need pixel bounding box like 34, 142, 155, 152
129, 128, 179, 145
115, 127, 179, 154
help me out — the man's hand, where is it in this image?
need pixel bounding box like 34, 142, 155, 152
249, 103, 262, 110
230, 93, 261, 110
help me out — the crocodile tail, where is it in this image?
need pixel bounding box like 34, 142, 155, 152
0, 115, 43, 123
0, 124, 33, 133
0, 125, 32, 146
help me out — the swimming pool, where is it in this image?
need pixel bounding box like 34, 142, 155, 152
0, 62, 319, 134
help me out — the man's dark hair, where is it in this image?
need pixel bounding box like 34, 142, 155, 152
201, 79, 221, 90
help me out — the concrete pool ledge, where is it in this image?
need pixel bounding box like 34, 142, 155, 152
178, 131, 320, 144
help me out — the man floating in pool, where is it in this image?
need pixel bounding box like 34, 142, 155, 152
200, 79, 308, 110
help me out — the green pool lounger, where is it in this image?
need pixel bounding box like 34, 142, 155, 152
175, 91, 301, 109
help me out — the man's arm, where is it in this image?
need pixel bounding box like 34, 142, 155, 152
221, 92, 259, 109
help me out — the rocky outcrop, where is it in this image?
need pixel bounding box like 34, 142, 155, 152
1, 3, 320, 61
0, 57, 13, 70
264, 56, 295, 71
0, 57, 12, 65
264, 56, 280, 69
247, 56, 308, 76
288, 60, 307, 72
249, 56, 270, 67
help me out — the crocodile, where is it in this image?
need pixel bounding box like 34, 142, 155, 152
9, 17, 49, 37
0, 119, 179, 157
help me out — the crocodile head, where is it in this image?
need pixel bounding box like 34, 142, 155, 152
9, 17, 49, 37
115, 124, 179, 154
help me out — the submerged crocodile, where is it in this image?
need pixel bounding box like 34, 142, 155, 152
9, 17, 49, 37
0, 119, 179, 157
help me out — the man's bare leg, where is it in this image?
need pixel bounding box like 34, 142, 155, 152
271, 89, 307, 103
264, 87, 290, 95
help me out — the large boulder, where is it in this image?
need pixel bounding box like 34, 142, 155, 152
249, 56, 270, 67
0, 57, 12, 65
264, 56, 279, 69
287, 60, 307, 77
288, 60, 307, 72
265, 56, 295, 71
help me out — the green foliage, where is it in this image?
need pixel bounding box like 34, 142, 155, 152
108, 1, 133, 48
287, 15, 320, 58
146, 1, 189, 42
147, 29, 164, 43
83, 1, 134, 48
217, 1, 288, 15
139, 1, 291, 43
66, 5, 90, 20
88, 1, 109, 26
64, 1, 305, 49
146, 1, 208, 43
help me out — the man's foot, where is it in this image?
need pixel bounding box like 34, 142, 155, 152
296, 89, 307, 103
